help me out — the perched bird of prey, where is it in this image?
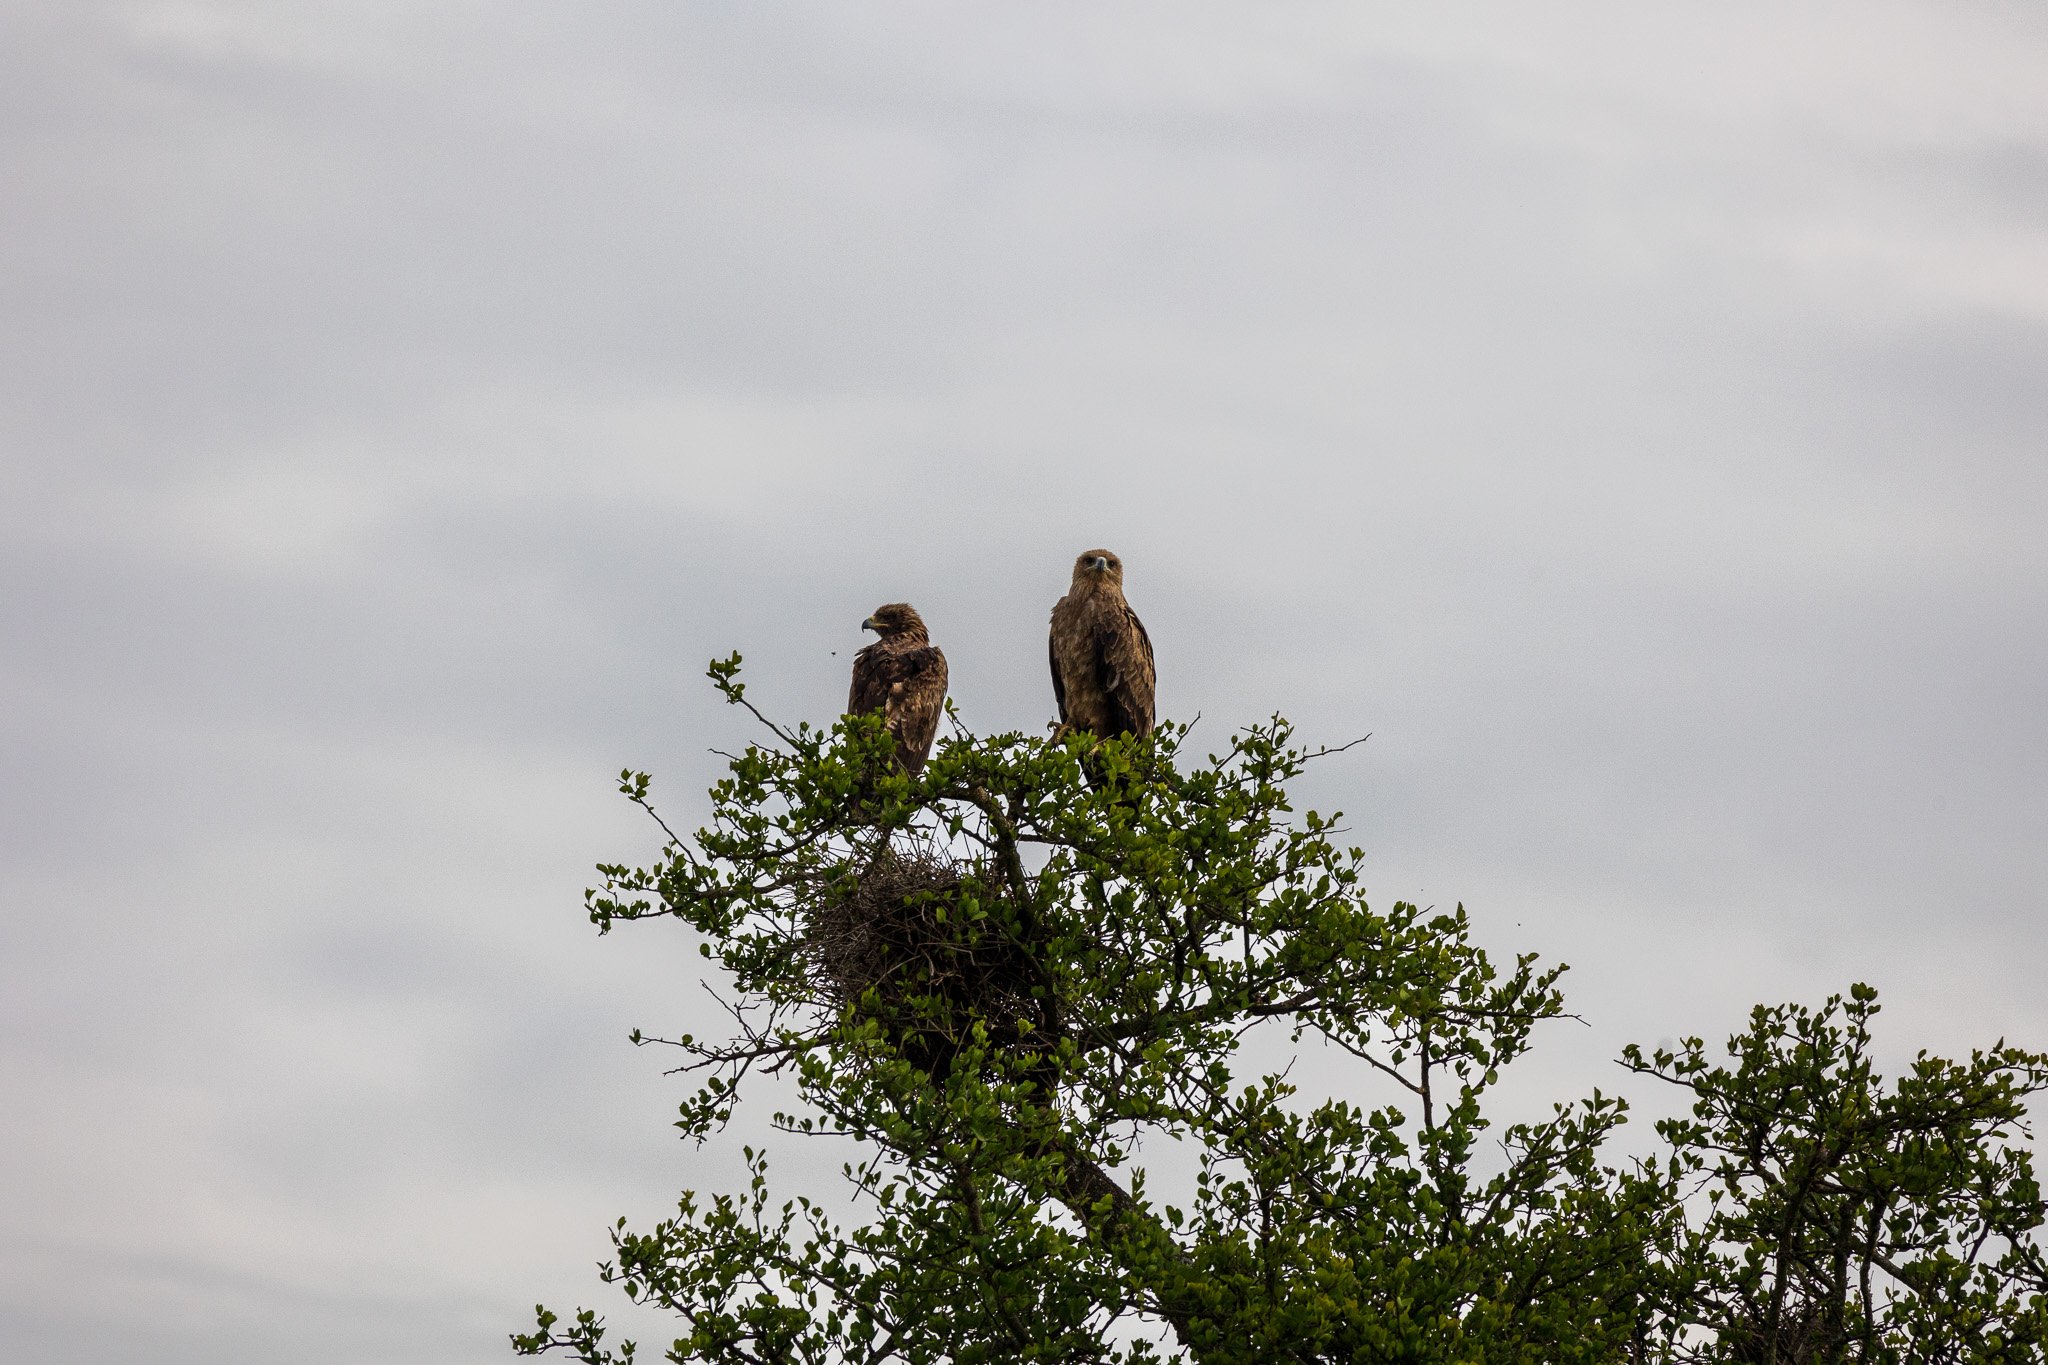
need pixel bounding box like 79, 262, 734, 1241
848, 603, 949, 774
1048, 549, 1156, 741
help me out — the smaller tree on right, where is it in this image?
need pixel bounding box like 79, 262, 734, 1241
1628, 984, 2048, 1365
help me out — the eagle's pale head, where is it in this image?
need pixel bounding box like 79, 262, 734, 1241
1071, 548, 1125, 591
862, 602, 928, 640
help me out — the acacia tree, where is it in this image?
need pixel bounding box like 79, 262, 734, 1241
1628, 989, 2048, 1364
514, 659, 2047, 1363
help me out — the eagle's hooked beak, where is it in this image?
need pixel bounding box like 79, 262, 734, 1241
861, 616, 877, 632
1090, 556, 1110, 572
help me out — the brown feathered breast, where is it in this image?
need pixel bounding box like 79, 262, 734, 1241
1048, 550, 1155, 739
849, 605, 949, 774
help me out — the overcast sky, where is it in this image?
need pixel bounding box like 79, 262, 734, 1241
4, 3, 2047, 1360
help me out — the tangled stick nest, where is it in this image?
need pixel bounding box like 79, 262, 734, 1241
802, 839, 1047, 1075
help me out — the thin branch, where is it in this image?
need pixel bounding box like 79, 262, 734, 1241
725, 688, 803, 749
628, 794, 692, 855
1318, 1028, 1427, 1100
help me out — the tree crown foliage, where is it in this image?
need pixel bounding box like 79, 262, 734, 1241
515, 657, 2048, 1365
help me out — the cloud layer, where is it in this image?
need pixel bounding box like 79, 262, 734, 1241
5, 3, 2046, 1359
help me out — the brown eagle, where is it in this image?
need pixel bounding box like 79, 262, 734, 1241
848, 603, 949, 773
1048, 549, 1155, 741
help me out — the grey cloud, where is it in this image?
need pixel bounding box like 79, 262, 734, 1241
6, 2, 2048, 1359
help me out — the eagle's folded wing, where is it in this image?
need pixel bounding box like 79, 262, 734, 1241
891, 646, 947, 772
1093, 605, 1156, 739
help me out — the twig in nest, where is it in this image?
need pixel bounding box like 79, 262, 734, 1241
799, 837, 1050, 1081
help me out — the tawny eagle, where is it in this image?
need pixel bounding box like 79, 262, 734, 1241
848, 603, 949, 773
1048, 549, 1155, 741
